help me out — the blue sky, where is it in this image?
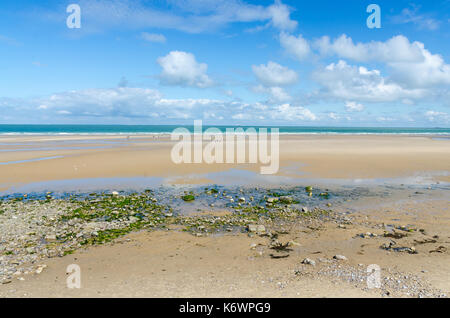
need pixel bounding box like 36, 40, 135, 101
0, 0, 449, 126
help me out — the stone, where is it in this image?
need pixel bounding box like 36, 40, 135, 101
247, 224, 257, 232
280, 196, 293, 204
301, 258, 316, 266
256, 225, 266, 233
266, 197, 279, 203
112, 191, 119, 196
45, 234, 57, 242
35, 264, 47, 274
302, 207, 309, 213
333, 254, 348, 261
239, 197, 246, 202
129, 216, 140, 223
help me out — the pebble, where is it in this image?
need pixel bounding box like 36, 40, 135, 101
301, 258, 316, 266
333, 255, 348, 261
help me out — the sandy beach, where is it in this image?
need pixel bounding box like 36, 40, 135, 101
0, 134, 449, 190
0, 134, 449, 298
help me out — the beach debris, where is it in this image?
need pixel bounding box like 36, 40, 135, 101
270, 241, 292, 253
301, 258, 316, 266
397, 225, 417, 232
333, 254, 348, 261
270, 254, 289, 259
288, 240, 301, 247
380, 242, 418, 254
384, 231, 408, 239
413, 238, 437, 245
356, 232, 378, 239
429, 246, 447, 254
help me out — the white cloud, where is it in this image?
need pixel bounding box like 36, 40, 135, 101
345, 101, 364, 112
313, 34, 424, 63
280, 32, 310, 61
425, 110, 449, 122
313, 34, 450, 89
266, 1, 297, 31
0, 87, 317, 124
312, 60, 425, 102
251, 61, 297, 103
327, 112, 339, 120
141, 32, 166, 43
388, 42, 450, 88
157, 51, 213, 88
69, 0, 296, 34
252, 61, 298, 86
391, 6, 440, 30
268, 87, 291, 103
271, 104, 317, 121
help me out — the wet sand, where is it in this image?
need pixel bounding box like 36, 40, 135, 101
0, 134, 449, 191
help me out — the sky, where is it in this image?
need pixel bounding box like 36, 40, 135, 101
0, 0, 449, 126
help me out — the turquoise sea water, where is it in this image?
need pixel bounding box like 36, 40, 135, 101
0, 125, 449, 135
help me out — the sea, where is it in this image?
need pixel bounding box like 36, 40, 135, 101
0, 125, 449, 135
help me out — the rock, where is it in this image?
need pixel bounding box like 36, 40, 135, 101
301, 207, 309, 213
247, 224, 257, 232
239, 197, 246, 202
35, 264, 47, 274
250, 243, 257, 249
112, 191, 119, 196
333, 254, 348, 261
305, 186, 313, 192
129, 216, 140, 223
256, 225, 266, 233
280, 196, 293, 204
45, 234, 57, 242
301, 258, 316, 266
318, 257, 332, 263
266, 197, 279, 203
288, 240, 301, 247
